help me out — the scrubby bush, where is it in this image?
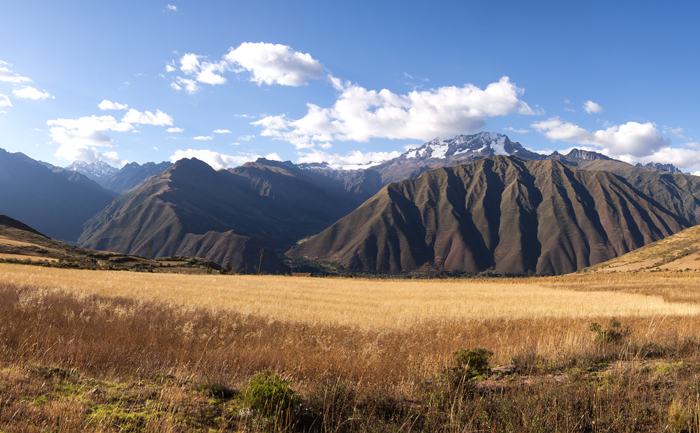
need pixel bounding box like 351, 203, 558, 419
243, 370, 300, 417
590, 318, 630, 345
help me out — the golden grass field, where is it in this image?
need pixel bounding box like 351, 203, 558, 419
5, 263, 700, 431
3, 264, 700, 330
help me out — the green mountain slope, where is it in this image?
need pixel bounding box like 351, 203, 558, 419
288, 157, 689, 275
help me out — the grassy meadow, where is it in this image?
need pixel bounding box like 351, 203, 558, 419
4, 264, 700, 431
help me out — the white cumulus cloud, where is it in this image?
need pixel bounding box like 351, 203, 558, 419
193, 135, 213, 140
166, 127, 184, 133
0, 94, 12, 107
178, 53, 227, 86
166, 4, 177, 11
224, 42, 325, 86
170, 149, 259, 170
583, 100, 604, 114
532, 117, 669, 158
253, 76, 536, 148
98, 99, 128, 110
47, 115, 133, 164
171, 42, 325, 92
121, 108, 174, 126
213, 129, 231, 134
13, 86, 54, 100
0, 65, 31, 83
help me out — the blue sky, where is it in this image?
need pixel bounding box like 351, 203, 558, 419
2, 1, 700, 172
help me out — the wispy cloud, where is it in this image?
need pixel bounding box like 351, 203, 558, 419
583, 100, 604, 114
0, 64, 32, 83
122, 108, 174, 126
504, 127, 529, 134
13, 86, 54, 100
193, 135, 213, 141
166, 4, 177, 11
170, 149, 259, 170
98, 100, 128, 110
213, 129, 231, 134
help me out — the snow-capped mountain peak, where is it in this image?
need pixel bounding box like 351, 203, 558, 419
402, 131, 526, 161
66, 160, 119, 187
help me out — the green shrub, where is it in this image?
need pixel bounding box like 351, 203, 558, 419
452, 347, 492, 378
589, 318, 630, 345
243, 371, 299, 417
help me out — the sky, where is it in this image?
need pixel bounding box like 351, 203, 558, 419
2, 1, 700, 172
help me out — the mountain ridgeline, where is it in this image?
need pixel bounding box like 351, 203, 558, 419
3, 131, 699, 275
0, 148, 118, 242
77, 158, 372, 273
288, 157, 689, 275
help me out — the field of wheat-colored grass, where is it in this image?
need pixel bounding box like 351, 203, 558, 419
6, 263, 700, 431
2, 264, 700, 329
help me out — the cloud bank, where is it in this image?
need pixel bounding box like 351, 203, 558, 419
48, 107, 174, 166
171, 42, 325, 93
253, 76, 537, 149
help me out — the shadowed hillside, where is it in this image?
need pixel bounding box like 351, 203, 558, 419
0, 148, 118, 242
175, 230, 285, 274
78, 158, 361, 270
0, 214, 215, 272
288, 157, 689, 275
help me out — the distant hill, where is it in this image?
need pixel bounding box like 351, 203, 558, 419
0, 148, 118, 242
586, 224, 700, 273
77, 157, 360, 270
175, 230, 285, 274
0, 214, 216, 272
288, 157, 689, 275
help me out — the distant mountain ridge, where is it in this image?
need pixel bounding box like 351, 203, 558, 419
65, 160, 173, 194
77, 157, 368, 269
105, 161, 173, 194
66, 160, 119, 187
296, 132, 681, 191
0, 148, 118, 242
289, 157, 689, 275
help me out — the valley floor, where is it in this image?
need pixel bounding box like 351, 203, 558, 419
3, 264, 700, 431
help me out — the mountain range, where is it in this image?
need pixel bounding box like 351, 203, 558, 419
2, 131, 697, 274
288, 157, 688, 275
0, 148, 118, 242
